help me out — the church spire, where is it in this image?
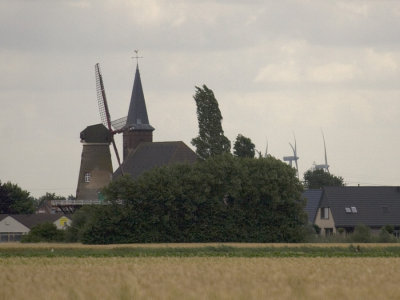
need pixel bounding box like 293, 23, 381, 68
126, 65, 154, 130
123, 59, 154, 160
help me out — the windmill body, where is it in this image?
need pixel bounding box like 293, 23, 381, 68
76, 124, 113, 200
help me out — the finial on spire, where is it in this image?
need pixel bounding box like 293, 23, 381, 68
131, 50, 143, 67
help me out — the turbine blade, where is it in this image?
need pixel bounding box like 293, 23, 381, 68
322, 132, 328, 165
289, 142, 295, 154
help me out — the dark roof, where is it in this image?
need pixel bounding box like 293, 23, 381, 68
125, 65, 154, 131
302, 189, 323, 223
113, 141, 198, 179
321, 186, 400, 227
80, 124, 111, 143
0, 214, 70, 229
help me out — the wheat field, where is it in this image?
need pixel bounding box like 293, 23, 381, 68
1, 256, 400, 300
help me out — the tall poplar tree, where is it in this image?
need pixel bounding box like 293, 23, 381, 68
191, 85, 231, 159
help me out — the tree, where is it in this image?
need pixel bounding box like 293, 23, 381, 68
36, 192, 66, 208
21, 222, 65, 243
350, 224, 372, 243
79, 154, 307, 244
191, 85, 231, 159
0, 181, 35, 214
303, 169, 344, 189
233, 134, 255, 158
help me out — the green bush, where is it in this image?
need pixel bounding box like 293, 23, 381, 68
378, 227, 397, 243
350, 224, 372, 243
21, 222, 65, 243
78, 154, 307, 244
312, 224, 321, 235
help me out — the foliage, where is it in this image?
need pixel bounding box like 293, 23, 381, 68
21, 222, 65, 243
303, 169, 344, 189
191, 85, 231, 159
64, 206, 97, 242
80, 154, 307, 244
36, 192, 66, 208
383, 225, 394, 234
312, 224, 321, 235
349, 224, 372, 243
233, 134, 255, 158
4, 245, 400, 258
378, 227, 397, 243
337, 227, 345, 235
0, 181, 35, 214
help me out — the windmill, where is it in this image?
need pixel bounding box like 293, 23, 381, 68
313, 132, 329, 173
283, 135, 299, 177
95, 63, 125, 175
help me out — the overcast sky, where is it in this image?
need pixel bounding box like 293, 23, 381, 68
1, 0, 400, 198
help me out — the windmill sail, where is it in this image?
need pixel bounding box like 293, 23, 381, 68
111, 116, 127, 131
95, 63, 124, 174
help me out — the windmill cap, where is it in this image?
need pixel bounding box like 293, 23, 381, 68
80, 124, 112, 143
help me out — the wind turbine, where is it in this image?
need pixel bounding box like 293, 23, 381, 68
313, 131, 330, 173
283, 135, 299, 177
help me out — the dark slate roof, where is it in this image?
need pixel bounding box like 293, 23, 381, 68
302, 189, 323, 223
125, 65, 154, 131
320, 186, 400, 227
80, 124, 111, 143
0, 214, 70, 229
113, 141, 198, 179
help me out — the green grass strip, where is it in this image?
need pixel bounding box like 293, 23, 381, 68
2, 245, 400, 258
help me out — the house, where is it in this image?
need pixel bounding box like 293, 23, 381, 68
303, 189, 323, 224
306, 186, 400, 236
0, 214, 71, 242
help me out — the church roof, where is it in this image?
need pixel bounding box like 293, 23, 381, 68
113, 141, 197, 179
126, 65, 154, 131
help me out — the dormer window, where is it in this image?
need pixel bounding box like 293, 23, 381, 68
321, 207, 329, 219
84, 172, 91, 183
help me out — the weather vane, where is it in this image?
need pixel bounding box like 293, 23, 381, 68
131, 50, 143, 66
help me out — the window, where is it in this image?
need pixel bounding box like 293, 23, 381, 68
351, 206, 357, 213
345, 207, 351, 213
325, 228, 333, 236
84, 172, 91, 183
321, 207, 329, 219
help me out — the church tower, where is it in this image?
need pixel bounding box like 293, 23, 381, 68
123, 64, 154, 160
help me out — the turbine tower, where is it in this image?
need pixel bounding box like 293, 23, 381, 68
283, 135, 299, 177
313, 131, 330, 173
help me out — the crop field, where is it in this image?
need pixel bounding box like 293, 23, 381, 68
1, 244, 400, 299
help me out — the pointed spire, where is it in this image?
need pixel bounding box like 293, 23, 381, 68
126, 65, 154, 131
